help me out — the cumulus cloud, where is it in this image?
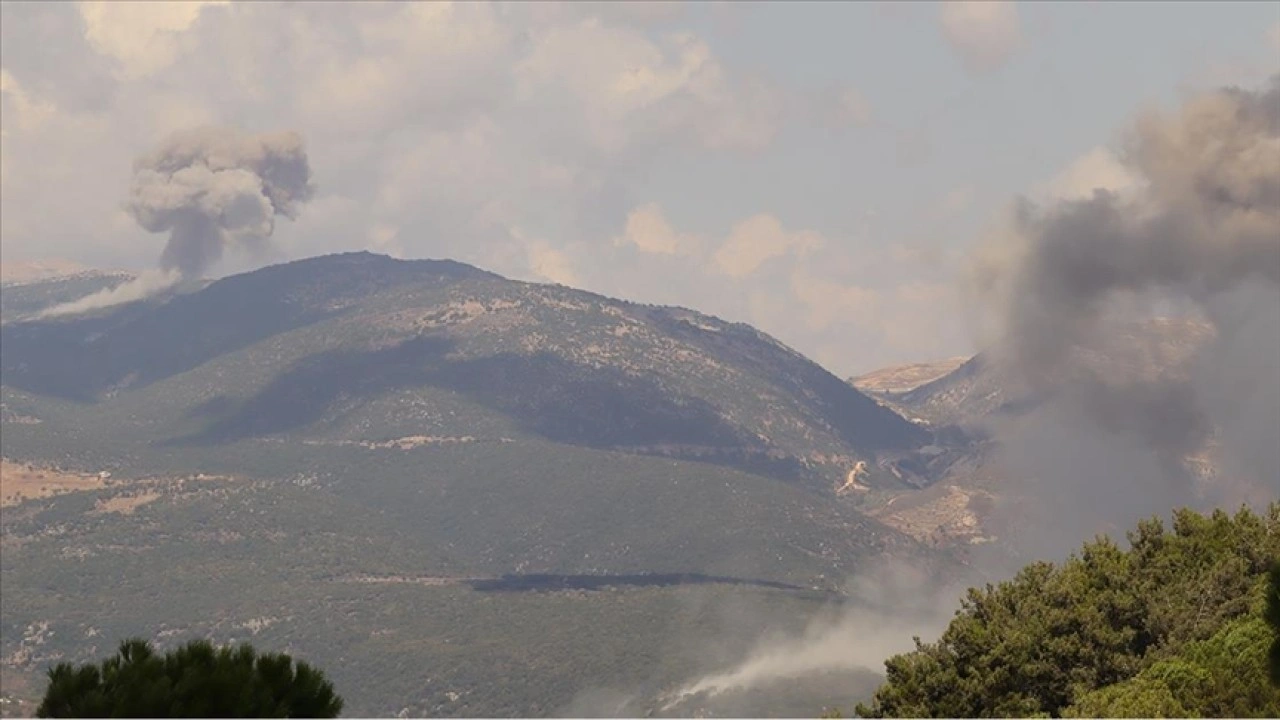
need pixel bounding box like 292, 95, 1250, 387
593, 204, 967, 374
713, 214, 825, 278
613, 203, 702, 256
79, 1, 227, 80
0, 1, 957, 372
938, 1, 1023, 74
523, 234, 581, 287
514, 18, 780, 154
789, 271, 882, 333
0, 3, 779, 275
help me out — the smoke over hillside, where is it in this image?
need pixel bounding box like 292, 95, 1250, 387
42, 127, 313, 317
973, 76, 1280, 556
657, 76, 1280, 714
657, 563, 965, 713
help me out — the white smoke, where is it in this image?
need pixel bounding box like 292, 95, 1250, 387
36, 268, 181, 318
659, 563, 965, 710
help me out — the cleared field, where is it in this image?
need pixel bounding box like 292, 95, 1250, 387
0, 459, 109, 507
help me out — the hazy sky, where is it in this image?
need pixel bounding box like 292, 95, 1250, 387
2, 1, 1277, 375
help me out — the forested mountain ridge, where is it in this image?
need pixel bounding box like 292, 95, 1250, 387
1, 252, 933, 492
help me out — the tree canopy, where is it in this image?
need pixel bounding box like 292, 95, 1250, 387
855, 504, 1280, 718
37, 637, 343, 718
1268, 562, 1280, 687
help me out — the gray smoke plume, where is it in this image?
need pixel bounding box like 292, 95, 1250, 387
41, 127, 313, 317
974, 75, 1280, 554
130, 127, 314, 278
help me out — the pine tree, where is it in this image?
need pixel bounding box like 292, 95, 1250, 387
37, 638, 343, 718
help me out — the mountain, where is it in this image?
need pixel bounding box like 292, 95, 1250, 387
1, 252, 930, 490
872, 317, 1215, 430
849, 358, 967, 396
0, 252, 960, 717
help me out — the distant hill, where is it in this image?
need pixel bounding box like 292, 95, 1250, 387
0, 252, 959, 717
849, 358, 968, 395
1, 252, 931, 491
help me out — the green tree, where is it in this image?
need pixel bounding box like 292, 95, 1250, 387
1066, 617, 1280, 718
1268, 563, 1280, 687
37, 638, 343, 718
854, 504, 1280, 718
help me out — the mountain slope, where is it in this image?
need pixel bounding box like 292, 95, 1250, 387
0, 252, 958, 716
1, 252, 929, 491
849, 358, 968, 395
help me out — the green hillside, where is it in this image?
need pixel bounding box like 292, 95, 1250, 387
0, 253, 963, 716
1, 252, 935, 491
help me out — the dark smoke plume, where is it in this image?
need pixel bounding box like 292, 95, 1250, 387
975, 76, 1280, 555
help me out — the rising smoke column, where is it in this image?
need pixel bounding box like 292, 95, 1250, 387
975, 76, 1280, 555
41, 127, 313, 317
130, 127, 314, 278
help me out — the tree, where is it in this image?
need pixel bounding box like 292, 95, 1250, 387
37, 638, 343, 718
854, 504, 1280, 718
1268, 562, 1280, 687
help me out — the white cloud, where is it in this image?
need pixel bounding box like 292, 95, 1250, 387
589, 205, 968, 373
79, 1, 227, 79
513, 19, 780, 153
713, 214, 825, 277
1, 3, 779, 284
938, 1, 1022, 74
524, 236, 580, 287
0, 69, 56, 134
613, 203, 702, 256
0, 2, 976, 374
789, 270, 882, 332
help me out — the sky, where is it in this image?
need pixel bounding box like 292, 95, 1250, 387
1, 1, 1277, 376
